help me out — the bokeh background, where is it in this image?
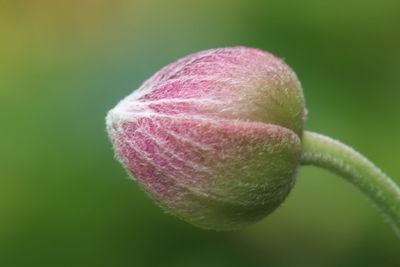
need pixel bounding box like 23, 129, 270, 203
1, 0, 400, 266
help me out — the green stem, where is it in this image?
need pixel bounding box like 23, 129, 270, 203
301, 131, 400, 236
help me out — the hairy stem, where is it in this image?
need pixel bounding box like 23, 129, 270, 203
301, 131, 400, 236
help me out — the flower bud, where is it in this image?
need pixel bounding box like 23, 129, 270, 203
106, 47, 305, 230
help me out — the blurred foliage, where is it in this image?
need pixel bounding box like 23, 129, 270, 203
1, 0, 400, 266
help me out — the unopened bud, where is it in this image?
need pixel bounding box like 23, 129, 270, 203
106, 47, 305, 230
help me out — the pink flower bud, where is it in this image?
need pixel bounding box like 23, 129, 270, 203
106, 47, 305, 230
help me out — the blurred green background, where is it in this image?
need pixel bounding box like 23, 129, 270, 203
1, 0, 400, 266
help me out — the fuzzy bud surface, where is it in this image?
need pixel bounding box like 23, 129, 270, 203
106, 47, 305, 230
